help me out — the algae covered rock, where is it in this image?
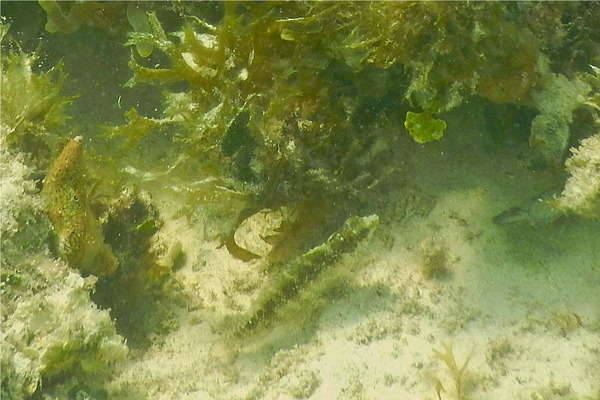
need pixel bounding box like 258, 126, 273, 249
1, 140, 127, 400
0, 148, 51, 270
1, 265, 128, 400
41, 136, 117, 277
232, 207, 296, 259
552, 66, 600, 218
0, 39, 176, 399
529, 66, 591, 165
554, 132, 600, 218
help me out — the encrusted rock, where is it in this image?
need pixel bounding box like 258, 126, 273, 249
41, 137, 117, 276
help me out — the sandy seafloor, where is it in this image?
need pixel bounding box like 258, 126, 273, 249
3, 5, 600, 399
106, 109, 600, 400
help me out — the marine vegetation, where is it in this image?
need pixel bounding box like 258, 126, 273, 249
432, 342, 475, 400
109, 2, 600, 230
0, 42, 127, 398
0, 38, 72, 169
34, 0, 600, 344
1, 23, 180, 398
404, 111, 447, 144
110, 2, 600, 258
552, 66, 600, 218
2, 1, 600, 398
113, 3, 405, 262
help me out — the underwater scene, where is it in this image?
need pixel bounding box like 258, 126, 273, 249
1, 2, 600, 399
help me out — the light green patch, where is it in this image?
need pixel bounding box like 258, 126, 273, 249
404, 111, 447, 144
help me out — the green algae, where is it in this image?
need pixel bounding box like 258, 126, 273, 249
404, 111, 447, 144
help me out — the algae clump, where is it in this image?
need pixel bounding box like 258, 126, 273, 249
404, 111, 447, 144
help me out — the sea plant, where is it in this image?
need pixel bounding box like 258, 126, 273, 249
0, 37, 72, 168
1, 39, 128, 399
433, 342, 474, 400
404, 111, 447, 144
112, 2, 600, 224
115, 4, 401, 260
